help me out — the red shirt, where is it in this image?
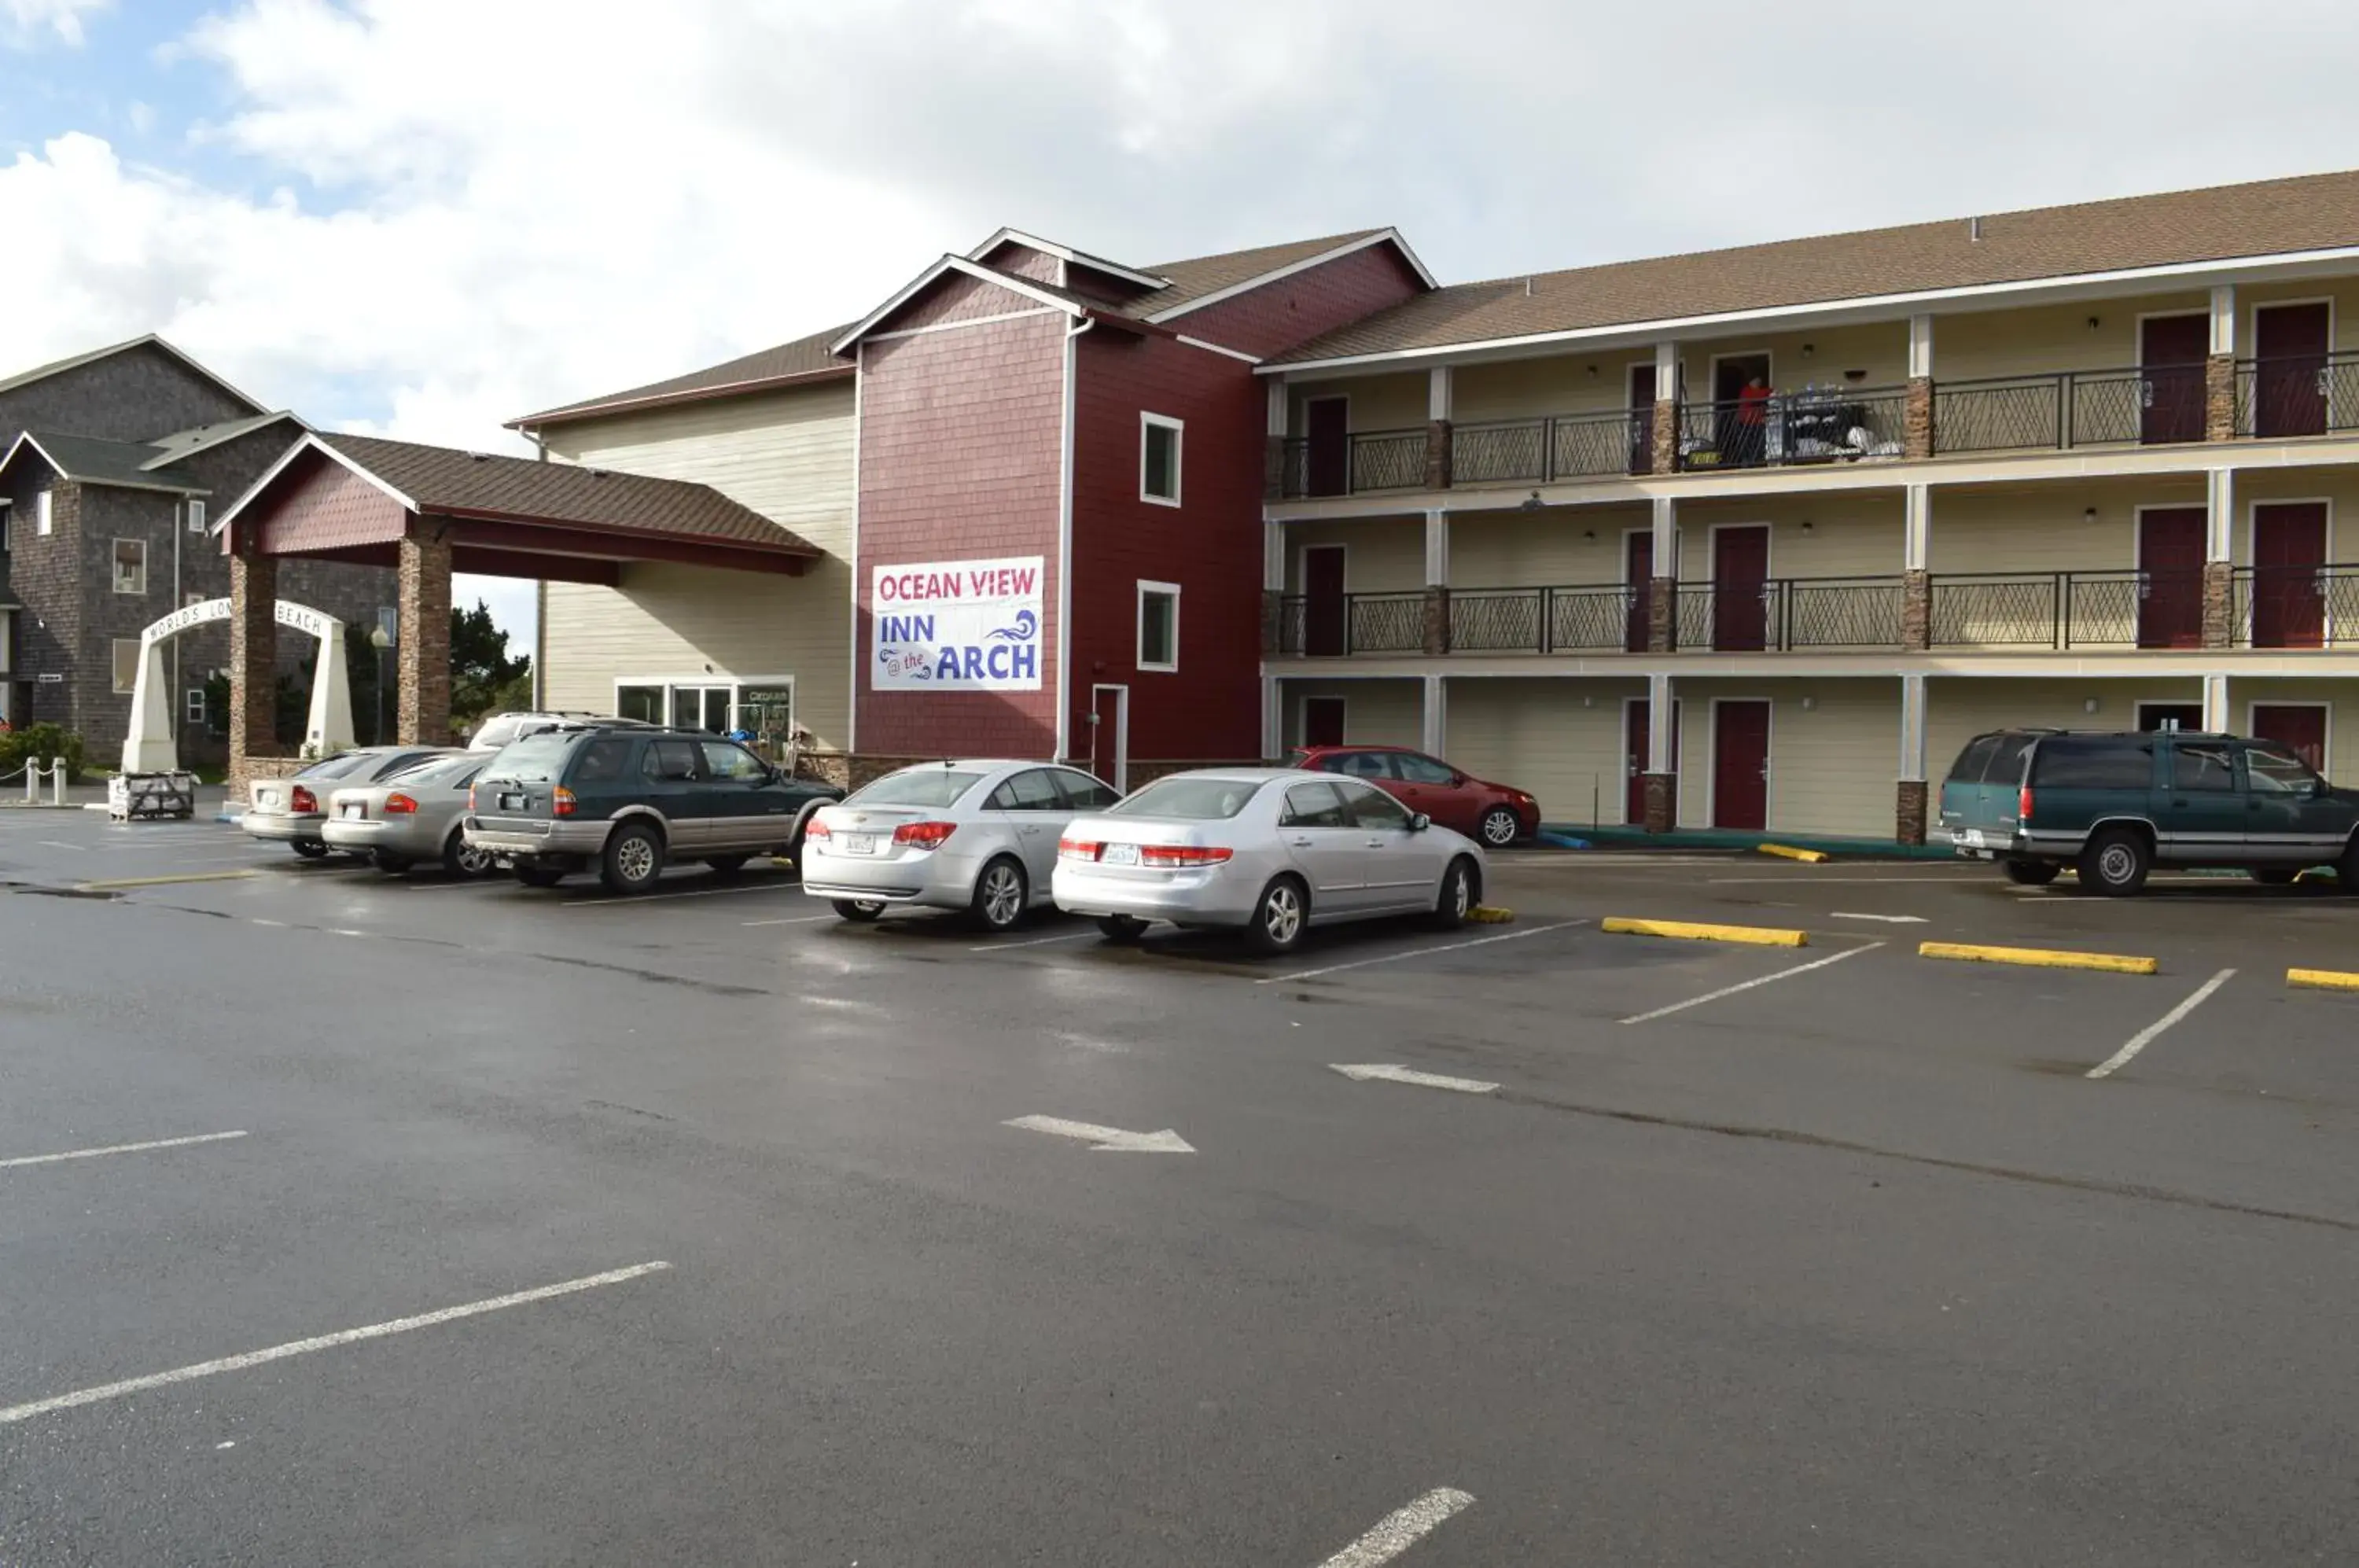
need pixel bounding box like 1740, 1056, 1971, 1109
1737, 383, 1772, 425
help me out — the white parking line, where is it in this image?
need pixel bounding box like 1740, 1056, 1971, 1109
560, 882, 798, 908
1256, 920, 1587, 985
1312, 1488, 1476, 1568
0, 1261, 672, 1425
0, 1130, 248, 1171
2086, 967, 2238, 1080
37, 841, 86, 852
1619, 943, 1886, 1025
1707, 874, 1988, 885
970, 930, 1095, 951
743, 913, 834, 927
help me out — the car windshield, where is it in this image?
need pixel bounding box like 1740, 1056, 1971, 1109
487, 733, 578, 782
384, 753, 480, 789
1108, 776, 1262, 819
295, 752, 367, 782
847, 767, 985, 808
473, 716, 529, 749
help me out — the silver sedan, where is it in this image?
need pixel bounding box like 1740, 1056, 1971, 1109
241, 745, 455, 858
800, 760, 1122, 932
322, 753, 498, 877
1050, 767, 1486, 955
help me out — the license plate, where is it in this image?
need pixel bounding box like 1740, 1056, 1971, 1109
340, 803, 363, 820
1957, 828, 1987, 848
842, 834, 876, 856
259, 790, 278, 808
500, 793, 526, 811
1101, 843, 1140, 867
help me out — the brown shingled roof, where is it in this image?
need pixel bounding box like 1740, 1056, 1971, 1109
1275, 167, 2359, 365
317, 433, 816, 554
510, 325, 852, 429
1128, 230, 1392, 317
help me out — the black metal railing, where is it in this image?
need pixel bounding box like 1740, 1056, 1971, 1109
2235, 352, 2359, 440
1447, 585, 1641, 653
2232, 563, 2359, 647
1449, 410, 1648, 487
1276, 591, 1426, 655
1277, 439, 1308, 498
1349, 429, 1426, 493
1927, 570, 2168, 649
1674, 387, 1908, 472
1670, 577, 1904, 650
1932, 365, 2199, 454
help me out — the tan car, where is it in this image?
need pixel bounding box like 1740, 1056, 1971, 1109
241, 745, 454, 859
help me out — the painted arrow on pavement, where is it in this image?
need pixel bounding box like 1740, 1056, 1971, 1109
1003, 1115, 1195, 1153
1329, 1064, 1500, 1095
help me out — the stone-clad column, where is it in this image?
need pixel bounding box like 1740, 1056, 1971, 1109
228, 548, 278, 776
397, 525, 454, 745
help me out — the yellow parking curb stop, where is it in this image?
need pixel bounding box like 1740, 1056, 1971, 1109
1918, 940, 2157, 975
1756, 843, 1828, 863
1602, 916, 1808, 948
2288, 967, 2359, 992
1467, 906, 1515, 924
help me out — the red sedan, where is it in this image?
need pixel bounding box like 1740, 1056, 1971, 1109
1283, 745, 1540, 848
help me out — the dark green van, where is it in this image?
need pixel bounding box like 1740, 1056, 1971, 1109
1939, 728, 2359, 895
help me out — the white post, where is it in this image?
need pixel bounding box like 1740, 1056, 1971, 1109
1653, 341, 1679, 396
2206, 469, 2236, 562
1263, 523, 1286, 592
1266, 379, 1288, 440
2210, 285, 2237, 357
1260, 674, 1281, 761
2202, 673, 2230, 733
1899, 673, 1928, 782
1423, 510, 1449, 587
1426, 366, 1453, 424
1904, 484, 1931, 572
304, 617, 358, 756
1421, 674, 1447, 756
1647, 671, 1675, 775
120, 637, 180, 774
1907, 315, 1935, 380
1651, 496, 1677, 573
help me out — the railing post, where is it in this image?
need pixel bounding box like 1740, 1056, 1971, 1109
1777, 580, 1793, 652
1540, 587, 1554, 656
2055, 572, 2070, 650
2058, 373, 2074, 451
1540, 417, 1557, 484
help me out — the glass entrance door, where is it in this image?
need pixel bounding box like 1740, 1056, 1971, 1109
669, 685, 733, 733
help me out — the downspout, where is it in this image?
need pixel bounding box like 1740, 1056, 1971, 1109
172, 495, 183, 746
1054, 314, 1094, 763
526, 429, 547, 709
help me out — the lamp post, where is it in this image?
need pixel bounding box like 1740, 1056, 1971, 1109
368, 624, 391, 745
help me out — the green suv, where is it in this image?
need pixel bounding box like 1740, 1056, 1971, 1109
1940, 728, 2359, 896
463, 723, 841, 893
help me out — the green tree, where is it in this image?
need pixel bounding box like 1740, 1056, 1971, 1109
450, 599, 532, 729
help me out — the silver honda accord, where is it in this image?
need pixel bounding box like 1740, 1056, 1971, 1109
1050, 768, 1485, 954
800, 760, 1122, 931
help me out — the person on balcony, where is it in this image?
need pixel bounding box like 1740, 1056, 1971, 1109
1735, 374, 1773, 466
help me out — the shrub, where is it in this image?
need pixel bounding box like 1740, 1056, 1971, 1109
0, 723, 87, 782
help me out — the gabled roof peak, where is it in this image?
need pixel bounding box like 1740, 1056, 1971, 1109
966, 229, 1170, 291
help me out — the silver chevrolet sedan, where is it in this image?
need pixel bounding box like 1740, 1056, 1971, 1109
322, 752, 497, 877
1050, 768, 1485, 955
800, 760, 1122, 931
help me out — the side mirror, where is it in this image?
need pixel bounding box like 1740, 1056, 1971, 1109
1449, 773, 1467, 788
1408, 812, 1431, 832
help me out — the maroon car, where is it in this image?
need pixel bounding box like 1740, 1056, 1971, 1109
1284, 745, 1539, 848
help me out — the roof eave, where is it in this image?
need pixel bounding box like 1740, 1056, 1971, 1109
1145, 228, 1436, 326
830, 255, 1086, 356
507, 364, 856, 432
966, 228, 1170, 290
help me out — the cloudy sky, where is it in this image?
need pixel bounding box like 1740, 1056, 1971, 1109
9, 0, 2359, 636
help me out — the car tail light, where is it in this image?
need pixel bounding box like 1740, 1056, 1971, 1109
1058, 835, 1102, 861
552, 786, 576, 818
2018, 786, 2034, 823
1140, 845, 1235, 868
381, 793, 416, 815
468, 784, 478, 812
893, 819, 956, 849
291, 786, 316, 814
804, 818, 832, 840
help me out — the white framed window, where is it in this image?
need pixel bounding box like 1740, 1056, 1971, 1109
186, 687, 207, 724
1139, 412, 1183, 506
1136, 580, 1180, 672
112, 538, 147, 594
111, 638, 141, 694
35, 488, 53, 536
186, 499, 208, 534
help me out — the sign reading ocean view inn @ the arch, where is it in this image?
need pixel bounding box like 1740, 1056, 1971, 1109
871, 555, 1044, 691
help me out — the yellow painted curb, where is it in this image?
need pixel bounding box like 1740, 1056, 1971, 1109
76, 870, 258, 892
1918, 940, 2156, 976
1467, 906, 1515, 924
1602, 916, 1809, 948
2295, 868, 2340, 885
1756, 843, 1829, 863
2289, 967, 2359, 992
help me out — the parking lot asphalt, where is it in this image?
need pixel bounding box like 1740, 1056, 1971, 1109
6, 807, 2359, 1564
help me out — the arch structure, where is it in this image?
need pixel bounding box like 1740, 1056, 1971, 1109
123, 598, 352, 773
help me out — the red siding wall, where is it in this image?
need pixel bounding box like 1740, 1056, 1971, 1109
854, 309, 1068, 756
246, 453, 407, 554
888, 270, 1056, 332
1168, 243, 1426, 359
1068, 329, 1263, 765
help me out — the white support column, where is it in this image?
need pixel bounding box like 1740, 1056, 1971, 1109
1647, 671, 1675, 775
1260, 674, 1281, 760
2201, 673, 2231, 734
1423, 509, 1449, 587
1899, 673, 1928, 782
2206, 468, 2236, 561
1266, 378, 1288, 438
1421, 674, 1447, 757
2210, 285, 2237, 357
1653, 340, 1678, 392
1426, 366, 1453, 423
1907, 315, 1935, 380
1904, 484, 1931, 572
1651, 495, 1677, 566
1264, 521, 1286, 592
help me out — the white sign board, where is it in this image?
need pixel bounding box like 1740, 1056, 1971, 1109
870, 555, 1043, 690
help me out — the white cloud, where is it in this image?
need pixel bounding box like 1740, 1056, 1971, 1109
2, 0, 106, 46
9, 0, 2359, 644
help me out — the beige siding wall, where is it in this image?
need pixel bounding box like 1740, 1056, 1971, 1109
1280, 677, 1424, 749
2228, 678, 2359, 782
1287, 373, 1427, 438
1283, 517, 1425, 594
1452, 356, 1636, 424
536, 383, 856, 746
1444, 676, 1641, 825
1673, 494, 1904, 580
1448, 510, 1645, 587
1669, 323, 1908, 402
1667, 678, 1900, 837
1925, 481, 2206, 576
1933, 292, 2208, 382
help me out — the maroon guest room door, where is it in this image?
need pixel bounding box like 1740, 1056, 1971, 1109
1302, 545, 1347, 657
1712, 701, 1770, 830
2140, 314, 2210, 444
1712, 525, 1770, 651
2137, 508, 2206, 649
1305, 397, 1349, 498
2253, 302, 2332, 438
1628, 363, 1657, 474
2250, 501, 2328, 648
1624, 532, 1654, 652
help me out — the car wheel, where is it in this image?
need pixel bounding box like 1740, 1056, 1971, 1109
970, 856, 1027, 933
1246, 875, 1309, 955
2000, 859, 2060, 886
513, 864, 569, 889
2078, 827, 2151, 897
1432, 856, 1478, 929
708, 855, 750, 878
371, 851, 413, 874
600, 823, 665, 894
1478, 807, 1521, 848
443, 828, 495, 879
831, 898, 885, 922
291, 840, 329, 859
2249, 867, 2301, 886
1096, 915, 1149, 944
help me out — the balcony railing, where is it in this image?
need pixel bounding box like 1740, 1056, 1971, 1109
1448, 585, 1643, 653
2232, 563, 2359, 648
1452, 410, 1650, 486
1672, 577, 1904, 650
2234, 352, 2359, 440
1276, 428, 1426, 499
1275, 591, 1426, 655
1673, 386, 1908, 473
1930, 363, 2214, 454
1927, 570, 2180, 649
